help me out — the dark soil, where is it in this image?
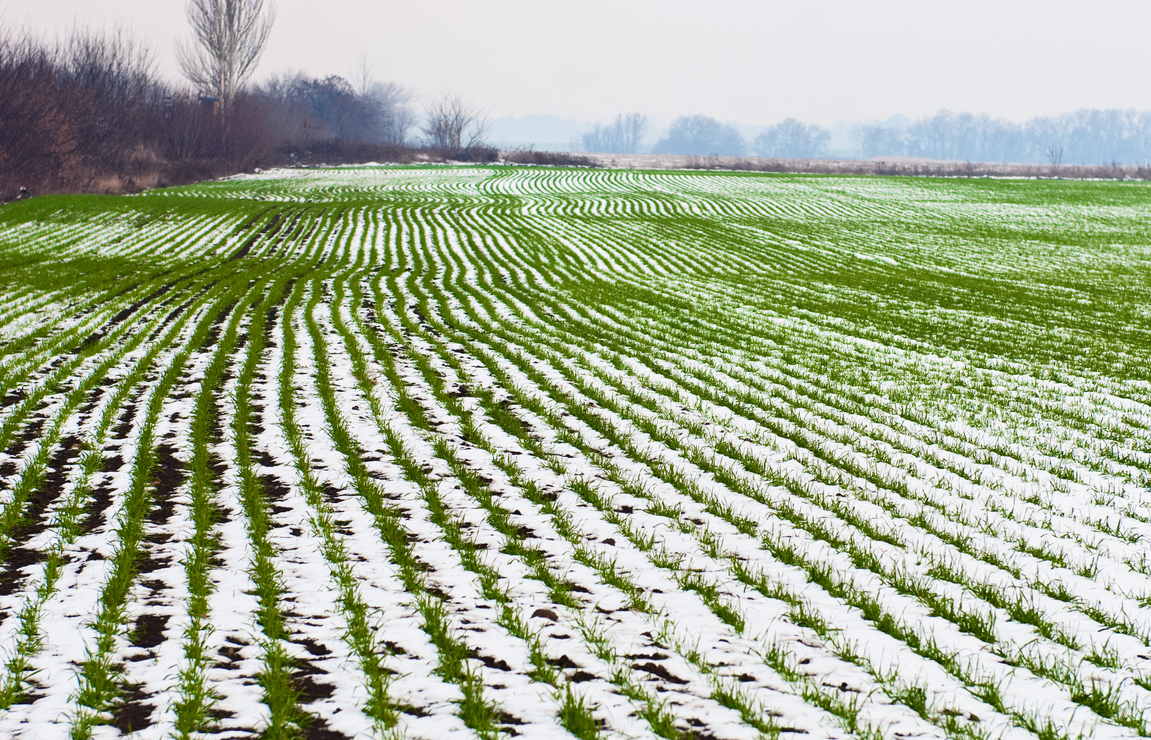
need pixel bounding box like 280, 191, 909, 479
0, 435, 83, 596
130, 614, 170, 650
633, 661, 689, 684
110, 682, 154, 734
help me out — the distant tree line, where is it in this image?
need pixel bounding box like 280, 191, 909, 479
253, 73, 417, 150
752, 119, 830, 159
642, 115, 832, 158
854, 109, 1151, 165
653, 116, 744, 156
596, 109, 1151, 165
581, 113, 648, 153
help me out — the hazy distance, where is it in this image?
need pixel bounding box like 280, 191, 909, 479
6, 0, 1151, 129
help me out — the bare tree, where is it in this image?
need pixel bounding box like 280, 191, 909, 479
178, 0, 275, 108
620, 113, 648, 153
851, 124, 904, 158
353, 53, 373, 97
1045, 141, 1064, 166
652, 115, 744, 156
582, 113, 648, 153
348, 56, 415, 145
423, 93, 488, 157
368, 81, 417, 146
754, 119, 830, 159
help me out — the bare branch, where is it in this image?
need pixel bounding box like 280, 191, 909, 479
177, 0, 275, 106
353, 53, 373, 97
422, 92, 488, 157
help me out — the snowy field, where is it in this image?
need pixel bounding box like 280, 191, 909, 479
0, 166, 1149, 740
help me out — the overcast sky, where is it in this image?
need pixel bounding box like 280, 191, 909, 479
6, 0, 1150, 126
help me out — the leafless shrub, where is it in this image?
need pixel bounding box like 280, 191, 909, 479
64, 27, 159, 172
422, 92, 489, 159
0, 25, 163, 197
0, 32, 71, 192
501, 148, 596, 167
161, 93, 221, 161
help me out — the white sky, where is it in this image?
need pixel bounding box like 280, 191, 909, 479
6, 0, 1150, 126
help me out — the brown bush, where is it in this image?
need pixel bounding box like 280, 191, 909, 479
502, 149, 598, 167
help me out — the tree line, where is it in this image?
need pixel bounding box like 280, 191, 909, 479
6, 0, 1151, 202
0, 9, 494, 200
855, 109, 1151, 165
584, 110, 1151, 165
581, 115, 831, 158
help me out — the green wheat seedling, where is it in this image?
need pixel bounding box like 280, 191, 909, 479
387, 294, 913, 737
0, 168, 1149, 739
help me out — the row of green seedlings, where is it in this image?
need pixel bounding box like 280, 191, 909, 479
635, 347, 1151, 597
179, 203, 355, 736
305, 241, 535, 739
0, 238, 246, 471
272, 273, 403, 735
0, 240, 152, 371
351, 285, 769, 738
242, 170, 1141, 494
334, 216, 685, 737
343, 260, 741, 740
0, 213, 223, 411
0, 256, 226, 510
0, 286, 187, 559
0, 280, 232, 623
170, 203, 333, 737
171, 271, 288, 737
207, 202, 360, 737
611, 270, 1107, 488
539, 274, 1137, 568
0, 225, 99, 314
0, 275, 180, 459
497, 269, 1151, 657
0, 281, 38, 318
0, 286, 205, 708
397, 264, 999, 740
608, 348, 1151, 658
407, 246, 1132, 736
638, 275, 1151, 541
418, 208, 957, 529
432, 225, 980, 727
545, 323, 1101, 606
68, 277, 255, 739
254, 208, 409, 736
618, 287, 1151, 561
470, 272, 1151, 735
0, 285, 91, 365
198, 205, 359, 737
360, 251, 859, 738
228, 270, 318, 739
475, 299, 1151, 736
